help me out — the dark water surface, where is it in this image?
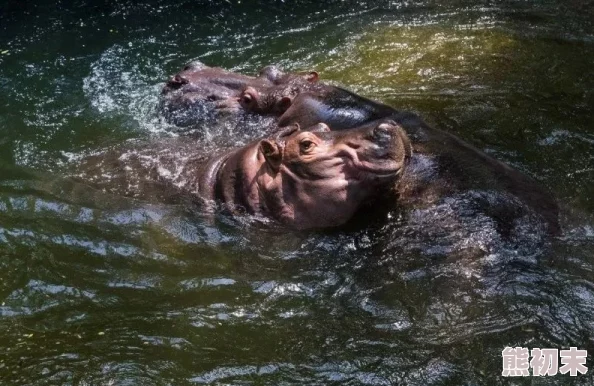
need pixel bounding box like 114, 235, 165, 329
1, 0, 594, 384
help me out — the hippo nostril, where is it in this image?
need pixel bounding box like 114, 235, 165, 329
167, 74, 188, 89
175, 75, 188, 84
373, 123, 395, 142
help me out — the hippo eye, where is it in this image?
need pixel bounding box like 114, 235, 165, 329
299, 139, 315, 153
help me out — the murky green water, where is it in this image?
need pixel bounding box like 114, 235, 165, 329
1, 0, 593, 384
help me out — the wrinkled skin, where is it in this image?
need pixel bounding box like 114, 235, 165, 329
72, 121, 412, 230
189, 120, 412, 229
160, 60, 319, 127
159, 64, 558, 235
239, 79, 560, 235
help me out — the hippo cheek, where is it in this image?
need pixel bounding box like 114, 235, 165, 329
178, 84, 236, 100
162, 92, 206, 108
214, 97, 242, 114
314, 185, 368, 227
287, 177, 380, 229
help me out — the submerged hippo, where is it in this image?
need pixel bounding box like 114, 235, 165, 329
75, 121, 412, 230
188, 121, 411, 229
239, 80, 395, 130
155, 64, 559, 235
160, 60, 319, 128
237, 78, 560, 235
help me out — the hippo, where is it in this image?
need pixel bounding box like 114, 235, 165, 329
237, 78, 560, 235
186, 120, 412, 229
157, 64, 559, 235
74, 120, 412, 230
160, 60, 319, 128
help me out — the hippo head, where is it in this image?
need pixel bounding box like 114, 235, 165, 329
160, 61, 267, 123
252, 120, 412, 229
160, 61, 318, 126
239, 71, 319, 115
162, 60, 278, 95
239, 85, 293, 115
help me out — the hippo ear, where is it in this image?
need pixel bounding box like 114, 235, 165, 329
259, 140, 283, 173
305, 71, 319, 83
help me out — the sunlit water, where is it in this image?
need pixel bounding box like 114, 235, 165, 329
1, 0, 593, 385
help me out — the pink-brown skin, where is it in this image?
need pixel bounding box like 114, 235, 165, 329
160, 60, 320, 117
161, 63, 559, 234
192, 120, 412, 229
239, 83, 561, 235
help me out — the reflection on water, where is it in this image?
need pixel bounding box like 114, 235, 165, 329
1, 0, 593, 384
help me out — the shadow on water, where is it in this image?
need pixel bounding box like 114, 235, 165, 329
1, 0, 594, 385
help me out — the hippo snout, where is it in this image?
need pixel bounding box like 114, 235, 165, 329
369, 121, 406, 153
372, 122, 397, 144
359, 121, 412, 165
162, 74, 191, 94
168, 74, 189, 88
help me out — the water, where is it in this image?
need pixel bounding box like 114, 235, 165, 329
1, 0, 593, 384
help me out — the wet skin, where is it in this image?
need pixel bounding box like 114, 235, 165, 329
187, 121, 412, 229
240, 81, 396, 130
239, 79, 560, 235
160, 60, 319, 127
161, 65, 558, 234
359, 114, 560, 235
